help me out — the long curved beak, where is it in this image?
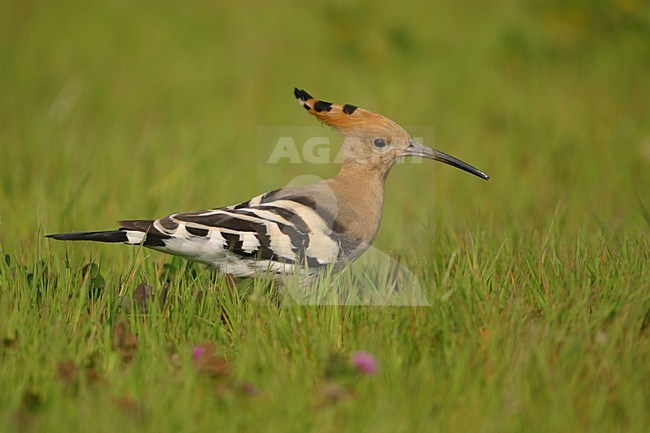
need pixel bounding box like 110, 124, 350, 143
404, 140, 489, 180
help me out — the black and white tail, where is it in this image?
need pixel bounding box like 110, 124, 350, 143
46, 230, 129, 243
46, 219, 169, 247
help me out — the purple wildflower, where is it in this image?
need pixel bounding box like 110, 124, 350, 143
240, 382, 258, 396
192, 345, 207, 362
350, 351, 378, 375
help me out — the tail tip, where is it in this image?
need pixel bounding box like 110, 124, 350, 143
44, 230, 129, 243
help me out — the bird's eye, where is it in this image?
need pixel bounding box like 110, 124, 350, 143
372, 138, 386, 148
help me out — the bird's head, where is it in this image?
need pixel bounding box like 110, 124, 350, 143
294, 88, 489, 180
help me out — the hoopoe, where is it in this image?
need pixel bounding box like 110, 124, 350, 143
47, 88, 488, 279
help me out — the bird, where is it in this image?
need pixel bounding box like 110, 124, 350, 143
47, 88, 489, 280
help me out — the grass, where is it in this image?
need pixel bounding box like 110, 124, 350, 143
1, 0, 650, 431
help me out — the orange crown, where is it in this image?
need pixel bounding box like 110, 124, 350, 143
294, 88, 401, 135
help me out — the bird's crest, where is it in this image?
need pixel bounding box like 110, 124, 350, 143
294, 88, 402, 136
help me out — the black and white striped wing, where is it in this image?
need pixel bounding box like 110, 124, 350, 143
139, 194, 355, 277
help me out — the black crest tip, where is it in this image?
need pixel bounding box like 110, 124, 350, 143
313, 100, 332, 113
342, 104, 358, 114
293, 88, 312, 102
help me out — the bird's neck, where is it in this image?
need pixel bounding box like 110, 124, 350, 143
327, 160, 387, 244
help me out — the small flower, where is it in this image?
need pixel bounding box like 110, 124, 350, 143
192, 346, 207, 363
191, 343, 230, 377
350, 351, 378, 375
240, 382, 258, 396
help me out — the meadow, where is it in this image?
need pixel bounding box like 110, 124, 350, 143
1, 0, 649, 431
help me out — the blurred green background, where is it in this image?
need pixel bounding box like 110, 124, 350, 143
1, 0, 648, 254
1, 1, 650, 431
